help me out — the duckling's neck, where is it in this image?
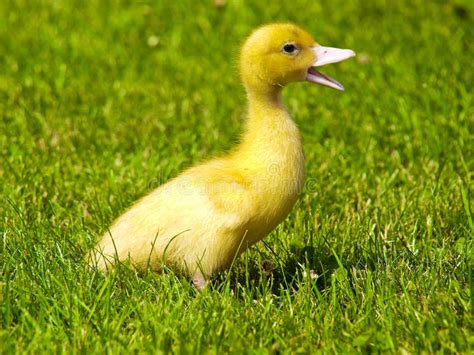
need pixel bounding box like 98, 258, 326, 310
240, 87, 302, 152
234, 87, 305, 195
244, 90, 292, 141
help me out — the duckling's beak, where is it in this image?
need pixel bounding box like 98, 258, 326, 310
306, 46, 355, 91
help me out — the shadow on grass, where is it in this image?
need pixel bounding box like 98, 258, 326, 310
210, 244, 345, 297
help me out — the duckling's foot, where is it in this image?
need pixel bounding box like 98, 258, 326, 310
192, 273, 207, 291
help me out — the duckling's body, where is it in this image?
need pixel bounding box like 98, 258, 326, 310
94, 95, 303, 283
90, 23, 354, 289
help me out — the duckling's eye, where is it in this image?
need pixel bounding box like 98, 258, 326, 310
282, 43, 298, 55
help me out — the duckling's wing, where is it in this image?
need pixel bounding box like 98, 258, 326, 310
184, 160, 254, 218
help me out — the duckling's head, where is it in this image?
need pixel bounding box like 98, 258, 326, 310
240, 23, 355, 93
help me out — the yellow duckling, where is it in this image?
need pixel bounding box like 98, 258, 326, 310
89, 23, 355, 289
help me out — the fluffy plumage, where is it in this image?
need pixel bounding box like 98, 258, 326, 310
88, 23, 354, 289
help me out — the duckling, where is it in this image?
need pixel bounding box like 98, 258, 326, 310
89, 23, 355, 290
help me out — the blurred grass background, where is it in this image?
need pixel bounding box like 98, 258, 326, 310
1, 0, 473, 352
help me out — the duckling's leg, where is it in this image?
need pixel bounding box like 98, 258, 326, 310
192, 272, 207, 291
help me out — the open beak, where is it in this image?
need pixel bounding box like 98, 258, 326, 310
306, 45, 355, 91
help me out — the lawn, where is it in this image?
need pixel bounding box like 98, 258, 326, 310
1, 0, 473, 352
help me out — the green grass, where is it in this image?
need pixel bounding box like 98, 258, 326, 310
1, 0, 473, 352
